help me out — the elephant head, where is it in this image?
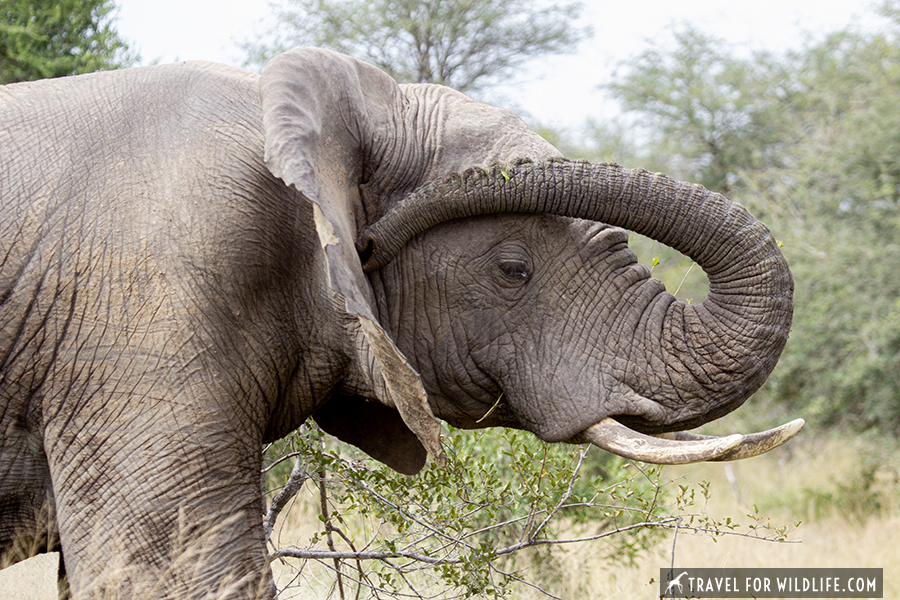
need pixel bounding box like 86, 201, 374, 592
259, 48, 800, 472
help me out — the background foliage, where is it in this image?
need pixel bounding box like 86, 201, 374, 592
582, 2, 900, 434
263, 423, 789, 599
0, 0, 134, 84
242, 0, 589, 93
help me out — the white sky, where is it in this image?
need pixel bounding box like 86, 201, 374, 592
114, 0, 889, 130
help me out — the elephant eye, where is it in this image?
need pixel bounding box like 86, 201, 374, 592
498, 259, 530, 283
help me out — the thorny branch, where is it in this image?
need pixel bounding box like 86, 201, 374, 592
267, 515, 794, 564
263, 428, 798, 599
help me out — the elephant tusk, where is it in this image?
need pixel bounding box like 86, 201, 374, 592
582, 418, 744, 465
653, 418, 805, 461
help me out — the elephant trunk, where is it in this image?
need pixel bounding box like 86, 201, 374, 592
359, 158, 795, 459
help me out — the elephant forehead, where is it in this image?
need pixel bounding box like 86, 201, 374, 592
418, 213, 624, 255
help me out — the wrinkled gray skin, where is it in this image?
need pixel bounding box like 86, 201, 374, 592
0, 48, 792, 599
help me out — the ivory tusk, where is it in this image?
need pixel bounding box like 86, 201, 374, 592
582, 418, 744, 465
654, 418, 805, 461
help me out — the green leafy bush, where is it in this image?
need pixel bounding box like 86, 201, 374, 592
263, 422, 791, 599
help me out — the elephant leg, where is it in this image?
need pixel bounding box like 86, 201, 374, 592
0, 487, 59, 569
0, 415, 60, 570
44, 411, 274, 600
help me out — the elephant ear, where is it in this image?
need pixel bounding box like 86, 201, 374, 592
313, 395, 428, 476
259, 47, 444, 472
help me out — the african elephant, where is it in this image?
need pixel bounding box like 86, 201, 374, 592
0, 47, 799, 599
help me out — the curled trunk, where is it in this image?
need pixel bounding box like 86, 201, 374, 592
359, 159, 794, 463
360, 159, 793, 434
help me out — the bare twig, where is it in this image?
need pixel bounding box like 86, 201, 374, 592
318, 467, 346, 600
264, 457, 309, 543
262, 451, 305, 474
326, 522, 366, 600
270, 518, 680, 565
530, 445, 589, 541
269, 513, 795, 566
270, 548, 456, 565
475, 392, 504, 423
663, 522, 800, 543
496, 518, 679, 555
669, 516, 681, 578
673, 261, 697, 297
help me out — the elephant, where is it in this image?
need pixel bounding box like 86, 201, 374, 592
0, 47, 800, 599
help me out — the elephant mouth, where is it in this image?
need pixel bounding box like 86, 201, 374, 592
579, 417, 805, 464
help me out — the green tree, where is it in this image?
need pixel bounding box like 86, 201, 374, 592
744, 23, 900, 433
1, 0, 134, 84
599, 8, 900, 434
244, 0, 589, 93
604, 25, 793, 194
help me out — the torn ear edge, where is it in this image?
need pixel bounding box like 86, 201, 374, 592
259, 48, 445, 472
315, 317, 446, 475
309, 291, 445, 476
311, 241, 447, 475
356, 316, 446, 471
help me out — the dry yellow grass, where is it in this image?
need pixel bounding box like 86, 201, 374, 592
526, 473, 898, 599
4, 432, 895, 599
508, 431, 897, 599
513, 512, 898, 599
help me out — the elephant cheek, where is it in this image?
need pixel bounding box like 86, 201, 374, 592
494, 348, 673, 443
